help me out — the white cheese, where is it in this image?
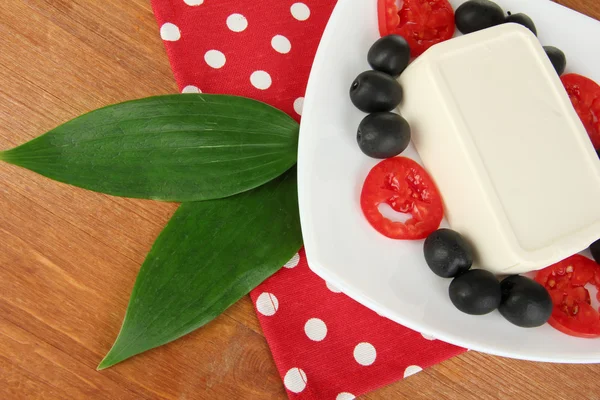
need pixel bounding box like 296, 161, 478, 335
398, 23, 600, 274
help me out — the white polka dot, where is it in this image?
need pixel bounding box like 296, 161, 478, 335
226, 13, 248, 32
283, 368, 307, 393
184, 0, 204, 5
325, 281, 342, 293
204, 50, 226, 69
293, 97, 304, 116
160, 23, 181, 41
291, 3, 310, 21
353, 342, 377, 366
283, 253, 300, 268
271, 35, 291, 54
256, 292, 279, 316
181, 85, 201, 94
404, 365, 423, 378
336, 393, 356, 400
250, 71, 272, 90
304, 318, 327, 341
421, 332, 436, 341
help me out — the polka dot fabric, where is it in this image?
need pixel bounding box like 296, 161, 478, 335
150, 1, 466, 398
151, 0, 330, 117
250, 250, 464, 398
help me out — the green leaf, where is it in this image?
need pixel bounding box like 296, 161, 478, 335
97, 168, 301, 369
0, 95, 298, 201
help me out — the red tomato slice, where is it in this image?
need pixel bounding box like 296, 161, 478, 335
360, 157, 444, 240
377, 0, 455, 57
561, 73, 600, 149
535, 255, 600, 338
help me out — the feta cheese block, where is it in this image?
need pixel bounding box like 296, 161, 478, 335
397, 23, 600, 274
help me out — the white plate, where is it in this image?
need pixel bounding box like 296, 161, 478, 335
298, 0, 600, 363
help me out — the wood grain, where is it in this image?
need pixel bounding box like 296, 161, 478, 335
0, 1, 598, 399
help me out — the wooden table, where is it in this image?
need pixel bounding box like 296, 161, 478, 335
1, 1, 599, 399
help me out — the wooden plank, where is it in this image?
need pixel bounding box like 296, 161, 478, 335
0, 0, 285, 398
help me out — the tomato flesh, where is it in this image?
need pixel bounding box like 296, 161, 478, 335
377, 0, 455, 57
360, 157, 444, 240
561, 73, 600, 149
378, 0, 401, 37
535, 255, 600, 338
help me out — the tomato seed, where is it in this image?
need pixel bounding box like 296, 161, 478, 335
566, 265, 574, 273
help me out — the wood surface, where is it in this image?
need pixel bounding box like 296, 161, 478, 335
1, 0, 599, 399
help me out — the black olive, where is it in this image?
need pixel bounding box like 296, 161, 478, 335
349, 71, 403, 113
505, 12, 537, 36
543, 46, 566, 76
597, 149, 600, 159
424, 229, 473, 278
499, 275, 553, 328
357, 112, 411, 159
449, 269, 501, 315
590, 239, 600, 264
455, 0, 505, 34
367, 35, 411, 78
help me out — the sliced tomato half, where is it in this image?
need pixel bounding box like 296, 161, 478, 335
377, 0, 455, 57
535, 255, 600, 338
360, 157, 444, 240
561, 73, 600, 149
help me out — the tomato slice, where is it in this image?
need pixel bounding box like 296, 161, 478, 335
360, 157, 444, 240
561, 73, 600, 149
377, 0, 455, 57
535, 255, 600, 338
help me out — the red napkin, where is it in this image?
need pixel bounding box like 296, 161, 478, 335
150, 1, 465, 398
